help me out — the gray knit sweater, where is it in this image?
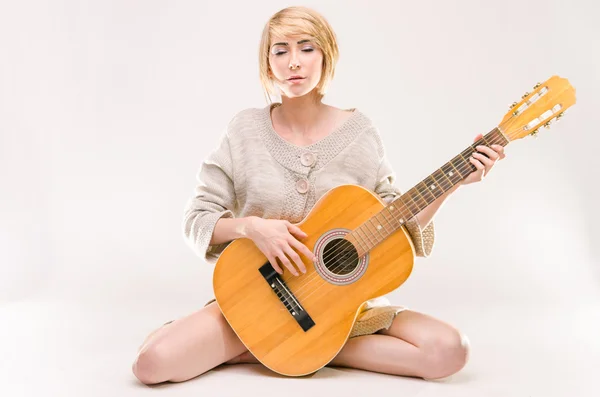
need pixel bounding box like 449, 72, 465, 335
182, 103, 435, 265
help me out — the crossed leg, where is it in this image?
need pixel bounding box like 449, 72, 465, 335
132, 303, 469, 384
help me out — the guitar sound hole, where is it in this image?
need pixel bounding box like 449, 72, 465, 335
322, 239, 359, 275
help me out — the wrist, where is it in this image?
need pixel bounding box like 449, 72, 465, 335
240, 216, 258, 238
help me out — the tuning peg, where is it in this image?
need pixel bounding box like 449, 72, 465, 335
509, 102, 518, 109
544, 121, 552, 129
533, 83, 541, 89
522, 92, 530, 99
556, 112, 565, 120
530, 129, 539, 138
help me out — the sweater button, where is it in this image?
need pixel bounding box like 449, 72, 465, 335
300, 152, 316, 167
296, 178, 309, 194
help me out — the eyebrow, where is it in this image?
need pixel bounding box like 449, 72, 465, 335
271, 39, 312, 48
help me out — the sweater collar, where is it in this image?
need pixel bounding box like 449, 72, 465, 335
255, 102, 372, 175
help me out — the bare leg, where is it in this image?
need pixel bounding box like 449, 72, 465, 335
227, 309, 469, 380
132, 301, 247, 385
329, 310, 470, 380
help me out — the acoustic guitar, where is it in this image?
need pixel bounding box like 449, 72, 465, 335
212, 75, 577, 376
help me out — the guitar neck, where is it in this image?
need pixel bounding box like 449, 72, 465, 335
346, 127, 510, 257
395, 127, 509, 218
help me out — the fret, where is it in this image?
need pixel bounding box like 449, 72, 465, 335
408, 188, 426, 210
462, 147, 477, 176
480, 135, 491, 146
408, 187, 425, 208
486, 131, 502, 146
432, 168, 452, 191
366, 224, 379, 247
424, 175, 444, 199
355, 232, 369, 253
462, 145, 476, 159
416, 181, 435, 203
375, 212, 392, 236
382, 211, 396, 232
363, 219, 373, 238
491, 134, 503, 145
441, 163, 462, 185
386, 202, 399, 223
368, 218, 383, 243
355, 228, 371, 249
496, 128, 510, 145
399, 195, 419, 217
393, 198, 413, 221
452, 156, 472, 178
447, 159, 464, 180
382, 208, 396, 231
352, 231, 368, 253
438, 165, 456, 188
362, 221, 374, 244
347, 234, 365, 254
404, 187, 428, 211
487, 128, 508, 146
381, 219, 392, 237
397, 201, 412, 223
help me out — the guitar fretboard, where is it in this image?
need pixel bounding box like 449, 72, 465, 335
347, 127, 509, 257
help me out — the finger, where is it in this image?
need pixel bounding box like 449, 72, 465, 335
475, 145, 499, 161
492, 144, 506, 159
286, 221, 308, 239
276, 250, 299, 276
288, 236, 317, 263
472, 152, 494, 168
267, 254, 283, 275
473, 133, 483, 142
282, 244, 306, 274
469, 157, 485, 171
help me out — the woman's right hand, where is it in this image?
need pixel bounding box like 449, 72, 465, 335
245, 217, 317, 276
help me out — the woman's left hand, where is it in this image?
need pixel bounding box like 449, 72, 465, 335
461, 133, 506, 185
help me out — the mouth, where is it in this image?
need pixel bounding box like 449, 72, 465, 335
287, 76, 305, 81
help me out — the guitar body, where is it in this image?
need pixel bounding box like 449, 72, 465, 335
213, 184, 416, 376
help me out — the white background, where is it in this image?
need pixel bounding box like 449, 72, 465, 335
1, 1, 599, 396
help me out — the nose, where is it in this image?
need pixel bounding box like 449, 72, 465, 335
289, 50, 300, 69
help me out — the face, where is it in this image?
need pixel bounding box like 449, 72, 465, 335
268, 35, 323, 98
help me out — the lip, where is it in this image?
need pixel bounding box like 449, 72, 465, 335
287, 76, 305, 84
287, 76, 305, 81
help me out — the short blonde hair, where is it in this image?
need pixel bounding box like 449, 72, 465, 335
258, 6, 340, 103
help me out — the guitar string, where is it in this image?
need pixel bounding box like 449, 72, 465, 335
293, 148, 501, 304
292, 132, 507, 303
286, 131, 508, 303
295, 145, 497, 304
286, 131, 506, 303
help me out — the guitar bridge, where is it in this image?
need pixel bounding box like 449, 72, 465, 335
258, 262, 315, 332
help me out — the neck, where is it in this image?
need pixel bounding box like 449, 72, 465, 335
275, 91, 327, 135
345, 127, 510, 257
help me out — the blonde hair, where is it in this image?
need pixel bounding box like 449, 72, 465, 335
258, 6, 340, 103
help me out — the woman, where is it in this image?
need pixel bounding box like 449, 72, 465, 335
132, 6, 505, 385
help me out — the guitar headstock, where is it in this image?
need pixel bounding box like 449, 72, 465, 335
499, 75, 576, 141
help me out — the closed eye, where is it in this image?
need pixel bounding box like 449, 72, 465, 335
274, 48, 314, 56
